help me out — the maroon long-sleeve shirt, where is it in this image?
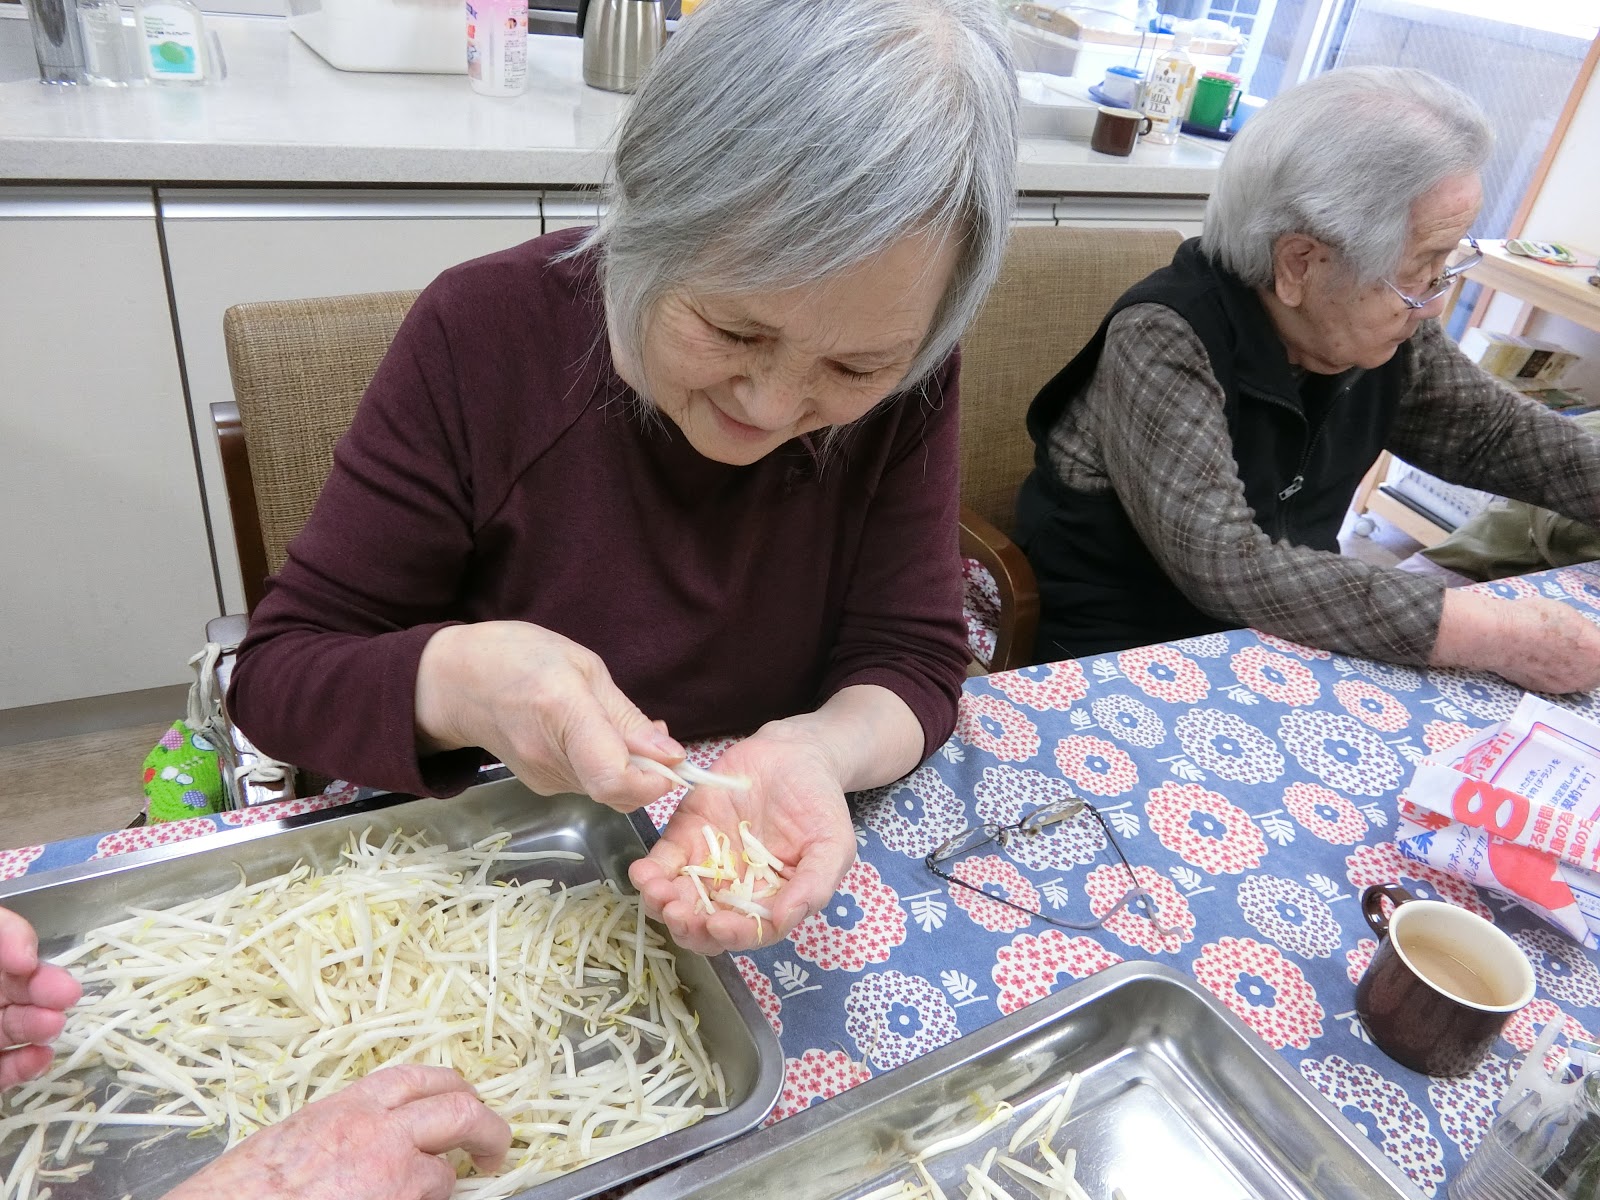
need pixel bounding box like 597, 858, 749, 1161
229, 230, 969, 797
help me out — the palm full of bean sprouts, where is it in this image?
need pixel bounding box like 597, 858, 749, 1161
0, 832, 724, 1200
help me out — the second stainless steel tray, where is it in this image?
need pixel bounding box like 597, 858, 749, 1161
0, 777, 785, 1200
631, 961, 1426, 1200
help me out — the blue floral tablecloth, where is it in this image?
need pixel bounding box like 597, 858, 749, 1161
14, 563, 1600, 1195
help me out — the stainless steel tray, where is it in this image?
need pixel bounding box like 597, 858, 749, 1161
631, 961, 1427, 1200
0, 776, 785, 1200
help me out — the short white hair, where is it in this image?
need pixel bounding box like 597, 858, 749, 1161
586, 0, 1019, 395
1202, 67, 1491, 288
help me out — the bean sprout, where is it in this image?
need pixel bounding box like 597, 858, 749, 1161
0, 831, 723, 1200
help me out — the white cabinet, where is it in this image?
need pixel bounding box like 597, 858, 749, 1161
542, 193, 604, 232
161, 189, 543, 613
1013, 198, 1057, 225
0, 189, 218, 710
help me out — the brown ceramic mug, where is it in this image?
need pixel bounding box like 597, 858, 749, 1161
1355, 884, 1535, 1077
1090, 106, 1153, 157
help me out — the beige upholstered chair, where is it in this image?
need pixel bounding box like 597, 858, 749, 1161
217, 290, 420, 613
957, 224, 1183, 671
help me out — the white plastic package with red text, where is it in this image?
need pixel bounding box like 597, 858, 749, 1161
1396, 695, 1600, 948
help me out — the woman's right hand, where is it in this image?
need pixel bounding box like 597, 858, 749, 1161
1434, 590, 1600, 695
160, 1065, 511, 1200
413, 621, 684, 812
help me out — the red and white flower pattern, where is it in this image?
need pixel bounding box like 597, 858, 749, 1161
1084, 862, 1195, 953
844, 971, 960, 1070
1253, 631, 1332, 660
1349, 656, 1423, 693
962, 556, 1001, 665
1332, 680, 1410, 732
1277, 710, 1404, 796
733, 955, 783, 1036
1174, 707, 1286, 784
1117, 644, 1211, 704
1428, 670, 1521, 721
645, 736, 740, 829
857, 763, 968, 859
1346, 938, 1376, 985
1090, 694, 1167, 748
1053, 735, 1138, 797
955, 692, 1041, 763
1282, 781, 1369, 845
1468, 575, 1541, 602
1513, 926, 1600, 1008
93, 816, 224, 858
948, 855, 1042, 934
1145, 781, 1268, 875
766, 1048, 872, 1124
1192, 937, 1324, 1049
1230, 646, 1322, 706
972, 766, 1105, 871
0, 845, 43, 881
1344, 841, 1492, 919
993, 930, 1123, 1015
1236, 874, 1341, 958
788, 861, 907, 973
1553, 566, 1600, 612
1421, 720, 1478, 754
991, 661, 1090, 713
1428, 1055, 1510, 1159
1300, 1055, 1446, 1196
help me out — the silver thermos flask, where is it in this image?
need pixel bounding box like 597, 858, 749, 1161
575, 0, 665, 94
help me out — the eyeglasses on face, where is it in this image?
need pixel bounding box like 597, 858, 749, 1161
1384, 236, 1482, 310
924, 799, 1178, 936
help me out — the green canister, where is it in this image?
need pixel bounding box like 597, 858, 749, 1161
1188, 71, 1240, 132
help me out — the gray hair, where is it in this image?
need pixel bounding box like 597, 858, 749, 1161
1202, 67, 1491, 288
586, 0, 1019, 397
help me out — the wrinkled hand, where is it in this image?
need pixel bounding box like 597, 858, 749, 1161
1494, 598, 1600, 694
629, 726, 857, 954
0, 906, 81, 1091
161, 1065, 511, 1200
415, 621, 682, 812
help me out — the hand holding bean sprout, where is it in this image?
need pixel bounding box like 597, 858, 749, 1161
0, 906, 80, 1091
413, 621, 686, 813
159, 1066, 511, 1200
631, 726, 857, 955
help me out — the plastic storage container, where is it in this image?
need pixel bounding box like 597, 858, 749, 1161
290, 0, 467, 73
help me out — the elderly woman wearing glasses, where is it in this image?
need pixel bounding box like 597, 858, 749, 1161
1017, 67, 1600, 692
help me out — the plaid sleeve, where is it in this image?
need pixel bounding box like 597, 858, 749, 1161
1084, 304, 1445, 664
1388, 320, 1600, 524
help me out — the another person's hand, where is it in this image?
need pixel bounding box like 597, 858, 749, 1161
414, 621, 684, 812
1435, 591, 1600, 694
629, 724, 858, 955
161, 1065, 511, 1200
0, 906, 81, 1090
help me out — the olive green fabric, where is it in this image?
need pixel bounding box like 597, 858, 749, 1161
1422, 409, 1600, 580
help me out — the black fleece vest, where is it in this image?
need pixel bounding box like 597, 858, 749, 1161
1015, 239, 1412, 661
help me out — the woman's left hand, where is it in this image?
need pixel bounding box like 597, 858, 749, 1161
629, 726, 857, 954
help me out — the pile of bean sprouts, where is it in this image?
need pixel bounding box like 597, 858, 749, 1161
0, 830, 723, 1200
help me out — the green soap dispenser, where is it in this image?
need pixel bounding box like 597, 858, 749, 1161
133, 0, 209, 82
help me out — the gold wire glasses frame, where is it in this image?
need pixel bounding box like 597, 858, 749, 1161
1383, 236, 1483, 310
924, 800, 1178, 936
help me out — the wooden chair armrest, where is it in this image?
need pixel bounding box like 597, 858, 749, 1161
959, 504, 1040, 673
212, 401, 270, 615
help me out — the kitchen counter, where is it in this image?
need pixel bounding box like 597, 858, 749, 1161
0, 12, 1226, 191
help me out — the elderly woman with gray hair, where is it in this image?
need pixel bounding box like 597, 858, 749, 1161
228, 0, 1017, 991
1019, 67, 1600, 692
